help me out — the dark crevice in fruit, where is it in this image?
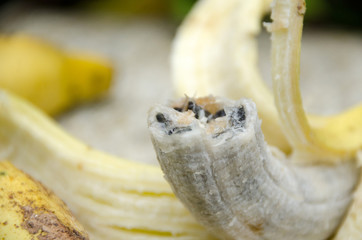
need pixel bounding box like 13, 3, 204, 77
168, 126, 193, 135
230, 106, 246, 128
156, 113, 167, 123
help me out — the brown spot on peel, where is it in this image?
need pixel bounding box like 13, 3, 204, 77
247, 222, 264, 235
297, 0, 306, 15
21, 205, 87, 240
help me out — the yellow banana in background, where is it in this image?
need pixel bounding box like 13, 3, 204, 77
0, 34, 113, 116
0, 161, 89, 240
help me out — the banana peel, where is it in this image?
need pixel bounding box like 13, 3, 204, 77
0, 90, 214, 240
171, 0, 362, 160
0, 161, 89, 240
267, 0, 362, 163
171, 0, 289, 152
0, 34, 113, 116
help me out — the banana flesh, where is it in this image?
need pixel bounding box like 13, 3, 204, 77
0, 161, 89, 240
148, 96, 358, 240
0, 34, 113, 116
0, 90, 214, 240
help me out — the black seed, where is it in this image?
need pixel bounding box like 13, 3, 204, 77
204, 110, 211, 118
214, 109, 226, 119
156, 113, 167, 123
173, 107, 183, 112
187, 101, 203, 119
230, 106, 246, 127
168, 126, 192, 135
187, 101, 195, 110
237, 107, 246, 122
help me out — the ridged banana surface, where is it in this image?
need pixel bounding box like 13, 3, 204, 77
148, 96, 358, 240
0, 90, 214, 240
169, 0, 362, 238
0, 161, 89, 240
0, 34, 113, 116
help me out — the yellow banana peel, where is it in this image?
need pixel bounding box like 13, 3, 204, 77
0, 34, 113, 116
0, 90, 214, 240
0, 161, 89, 240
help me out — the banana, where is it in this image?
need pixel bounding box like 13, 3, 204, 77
171, 0, 362, 159
0, 161, 89, 240
166, 0, 362, 238
0, 1, 360, 239
0, 90, 214, 240
171, 0, 288, 152
148, 96, 358, 240
0, 34, 113, 116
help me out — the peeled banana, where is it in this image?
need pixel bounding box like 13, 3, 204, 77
0, 90, 214, 240
0, 161, 89, 240
0, 34, 113, 116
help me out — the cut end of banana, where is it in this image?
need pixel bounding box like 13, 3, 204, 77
148, 96, 358, 240
148, 96, 252, 144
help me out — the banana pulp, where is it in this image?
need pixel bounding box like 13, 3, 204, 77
0, 34, 113, 116
0, 161, 89, 240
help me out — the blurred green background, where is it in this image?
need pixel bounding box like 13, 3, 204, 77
0, 0, 361, 28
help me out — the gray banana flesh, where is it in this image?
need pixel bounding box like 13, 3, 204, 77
148, 97, 358, 240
